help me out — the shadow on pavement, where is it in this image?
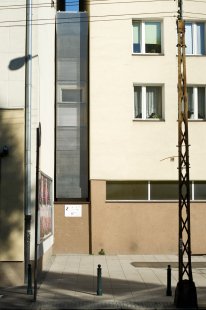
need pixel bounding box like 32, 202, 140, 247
0, 270, 179, 309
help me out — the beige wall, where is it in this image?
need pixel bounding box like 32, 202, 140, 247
0, 262, 24, 287
88, 1, 206, 254
53, 204, 91, 254
89, 1, 206, 181
91, 180, 206, 254
0, 110, 24, 261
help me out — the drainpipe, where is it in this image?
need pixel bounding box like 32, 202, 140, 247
24, 0, 32, 283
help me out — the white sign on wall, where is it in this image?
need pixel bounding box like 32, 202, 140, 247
65, 204, 82, 217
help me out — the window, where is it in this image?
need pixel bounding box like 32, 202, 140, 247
133, 21, 162, 53
106, 181, 148, 200
134, 86, 163, 119
194, 181, 206, 200
185, 22, 205, 55
106, 181, 206, 201
150, 181, 178, 200
187, 86, 206, 119
61, 89, 82, 103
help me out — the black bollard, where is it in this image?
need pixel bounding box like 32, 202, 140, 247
97, 264, 103, 296
27, 263, 33, 295
166, 264, 172, 296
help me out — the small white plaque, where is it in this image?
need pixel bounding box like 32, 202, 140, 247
65, 204, 82, 217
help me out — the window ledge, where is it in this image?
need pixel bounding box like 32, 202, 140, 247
133, 118, 165, 122
132, 53, 165, 56
189, 119, 206, 122
54, 200, 91, 204
176, 54, 206, 57
106, 199, 206, 203
106, 200, 177, 203
176, 119, 206, 122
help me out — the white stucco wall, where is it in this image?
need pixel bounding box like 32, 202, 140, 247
30, 0, 56, 258
0, 1, 25, 108
32, 0, 55, 180
89, 0, 206, 180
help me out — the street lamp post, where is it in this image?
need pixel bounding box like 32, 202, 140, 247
24, 0, 32, 284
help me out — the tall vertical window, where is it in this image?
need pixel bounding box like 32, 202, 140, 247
185, 22, 205, 55
134, 86, 163, 119
187, 86, 206, 119
133, 21, 162, 54
56, 13, 89, 200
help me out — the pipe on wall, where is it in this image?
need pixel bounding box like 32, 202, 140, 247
24, 0, 32, 283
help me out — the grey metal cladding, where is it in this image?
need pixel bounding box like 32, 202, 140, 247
56, 12, 89, 199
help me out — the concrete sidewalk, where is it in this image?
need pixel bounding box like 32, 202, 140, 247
1, 254, 206, 309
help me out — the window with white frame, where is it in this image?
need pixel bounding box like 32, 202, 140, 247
134, 85, 162, 119
187, 86, 206, 119
133, 21, 162, 53
185, 22, 205, 55
106, 181, 206, 201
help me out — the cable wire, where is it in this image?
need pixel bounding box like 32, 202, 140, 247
0, 13, 177, 28
0, 10, 177, 25
0, 0, 176, 10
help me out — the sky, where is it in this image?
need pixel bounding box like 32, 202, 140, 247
65, 0, 79, 11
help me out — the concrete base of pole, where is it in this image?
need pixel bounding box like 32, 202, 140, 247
174, 279, 198, 309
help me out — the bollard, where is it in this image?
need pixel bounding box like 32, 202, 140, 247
27, 263, 33, 295
166, 264, 172, 296
97, 264, 103, 296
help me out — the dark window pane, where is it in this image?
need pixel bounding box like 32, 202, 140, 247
106, 181, 148, 200
198, 87, 205, 119
133, 22, 140, 52
194, 181, 206, 200
151, 181, 192, 200
145, 44, 161, 53
133, 43, 141, 53
196, 23, 205, 55
62, 89, 82, 102
187, 87, 194, 119
134, 86, 142, 118
150, 181, 178, 200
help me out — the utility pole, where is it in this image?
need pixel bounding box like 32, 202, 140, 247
174, 0, 197, 308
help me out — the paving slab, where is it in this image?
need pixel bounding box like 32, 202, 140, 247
1, 254, 206, 309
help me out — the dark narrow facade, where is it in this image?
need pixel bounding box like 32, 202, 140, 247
55, 12, 89, 201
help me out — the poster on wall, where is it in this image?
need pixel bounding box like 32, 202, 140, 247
39, 172, 53, 241
65, 204, 82, 217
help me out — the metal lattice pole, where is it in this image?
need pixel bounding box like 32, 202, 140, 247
177, 17, 192, 284
174, 1, 197, 308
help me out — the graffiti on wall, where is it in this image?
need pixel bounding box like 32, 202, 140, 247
39, 173, 53, 241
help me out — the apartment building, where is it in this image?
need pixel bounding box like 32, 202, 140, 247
85, 0, 206, 255
53, 0, 206, 256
